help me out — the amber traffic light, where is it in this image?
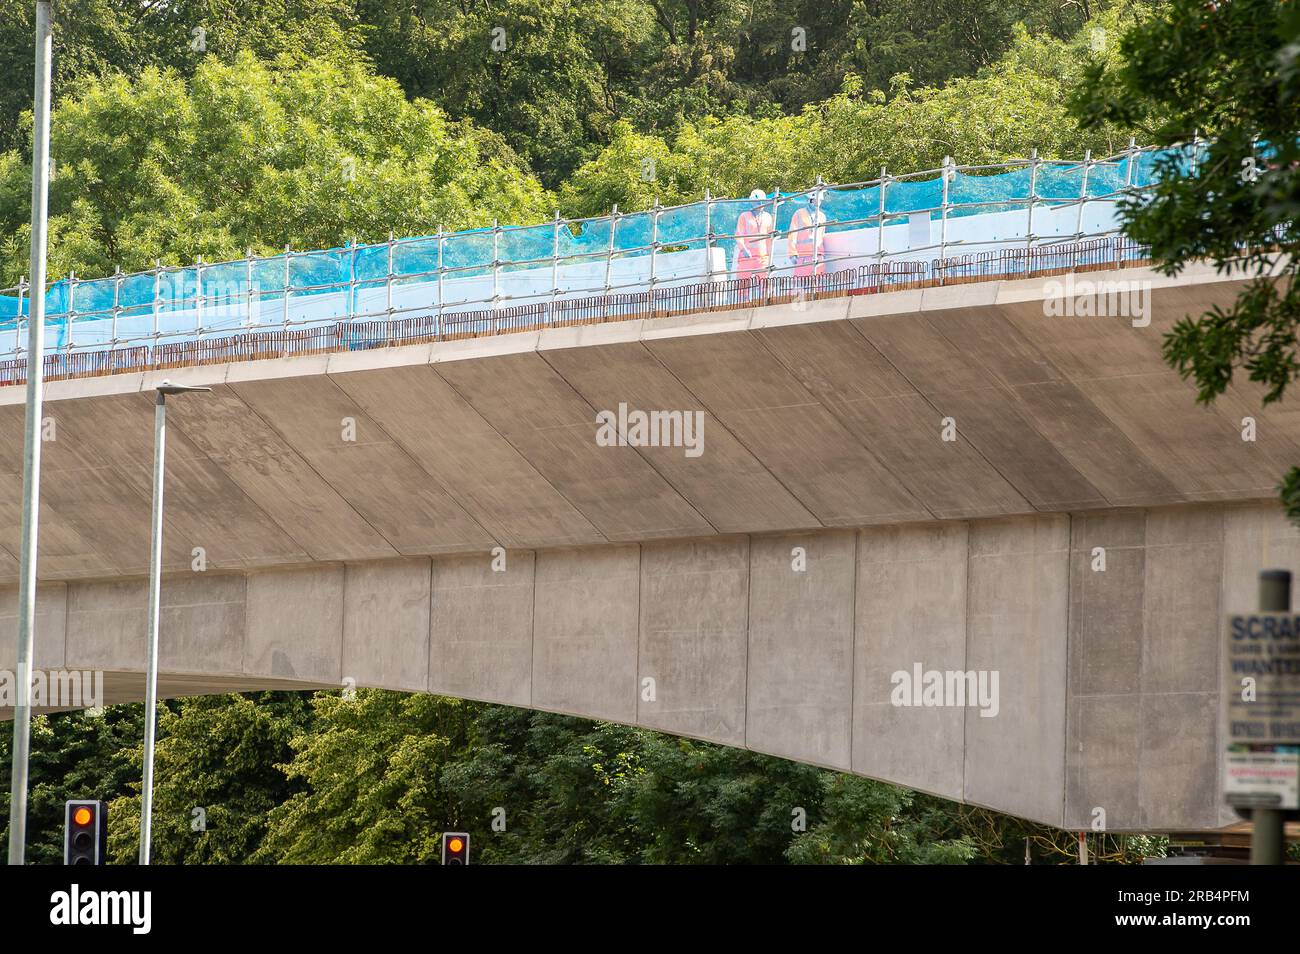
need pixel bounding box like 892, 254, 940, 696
442, 831, 469, 866
65, 800, 108, 865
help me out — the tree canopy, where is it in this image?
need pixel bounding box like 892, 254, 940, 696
1072, 0, 1300, 518
558, 11, 1142, 217
5, 690, 1153, 865
0, 52, 550, 285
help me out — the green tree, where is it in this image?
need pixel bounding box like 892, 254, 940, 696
260, 691, 1083, 865
785, 775, 978, 865
355, 0, 645, 187
0, 51, 551, 284
615, 733, 829, 865
255, 690, 475, 864
0, 705, 144, 865
726, 0, 1097, 110
106, 692, 313, 865
1071, 0, 1300, 517
0, 0, 365, 155
559, 11, 1139, 217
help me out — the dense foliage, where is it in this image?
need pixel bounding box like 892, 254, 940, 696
0, 1, 1113, 185
0, 53, 550, 285
1073, 0, 1300, 522
0, 691, 1161, 865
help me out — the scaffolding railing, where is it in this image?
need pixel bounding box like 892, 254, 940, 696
0, 139, 1205, 383
0, 234, 1159, 386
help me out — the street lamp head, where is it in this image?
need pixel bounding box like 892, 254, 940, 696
155, 380, 212, 404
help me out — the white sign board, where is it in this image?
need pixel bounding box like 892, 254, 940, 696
1222, 613, 1300, 809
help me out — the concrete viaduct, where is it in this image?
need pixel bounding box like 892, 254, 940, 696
2, 262, 1294, 833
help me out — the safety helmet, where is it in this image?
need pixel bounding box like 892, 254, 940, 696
748, 189, 766, 200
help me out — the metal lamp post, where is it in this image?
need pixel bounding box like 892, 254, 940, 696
8, 0, 55, 866
139, 381, 209, 865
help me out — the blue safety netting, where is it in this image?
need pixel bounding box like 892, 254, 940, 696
0, 144, 1179, 332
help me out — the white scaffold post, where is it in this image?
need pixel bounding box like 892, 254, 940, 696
649, 199, 660, 313
65, 269, 77, 361
550, 212, 561, 323
939, 157, 953, 284
152, 261, 162, 348
491, 220, 501, 320
1026, 150, 1040, 276
767, 187, 780, 299
14, 276, 25, 362
436, 226, 445, 336
282, 246, 291, 326
1121, 138, 1139, 267
111, 267, 122, 352
281, 246, 291, 356
877, 166, 888, 285
194, 255, 204, 341
385, 231, 395, 319
348, 238, 358, 321
1075, 150, 1093, 268
605, 206, 619, 302
245, 251, 255, 329
704, 191, 718, 307
812, 176, 825, 283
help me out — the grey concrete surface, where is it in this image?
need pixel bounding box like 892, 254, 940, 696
636, 536, 750, 746
0, 267, 1285, 579
745, 531, 856, 770
853, 522, 968, 800
0, 500, 1287, 831
429, 550, 534, 707
962, 515, 1069, 823
532, 544, 640, 722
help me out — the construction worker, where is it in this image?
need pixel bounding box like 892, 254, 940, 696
734, 189, 775, 295
789, 189, 827, 278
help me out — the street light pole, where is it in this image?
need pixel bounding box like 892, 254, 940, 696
8, 0, 55, 867
139, 381, 209, 865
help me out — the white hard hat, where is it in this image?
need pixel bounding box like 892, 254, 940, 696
749, 189, 766, 200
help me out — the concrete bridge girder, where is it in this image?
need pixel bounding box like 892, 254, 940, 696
0, 263, 1292, 831
2, 502, 1293, 832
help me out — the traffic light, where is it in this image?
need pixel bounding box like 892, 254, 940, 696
441, 831, 469, 866
64, 800, 108, 865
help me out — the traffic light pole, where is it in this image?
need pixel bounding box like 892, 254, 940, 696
1251, 569, 1290, 865
7, 0, 54, 867
139, 383, 208, 865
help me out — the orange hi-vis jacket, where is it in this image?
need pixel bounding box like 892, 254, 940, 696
789, 205, 826, 259
734, 207, 774, 274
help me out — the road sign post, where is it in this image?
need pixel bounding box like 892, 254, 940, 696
1222, 570, 1299, 865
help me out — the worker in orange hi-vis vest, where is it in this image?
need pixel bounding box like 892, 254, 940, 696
789, 190, 827, 278
734, 189, 775, 294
